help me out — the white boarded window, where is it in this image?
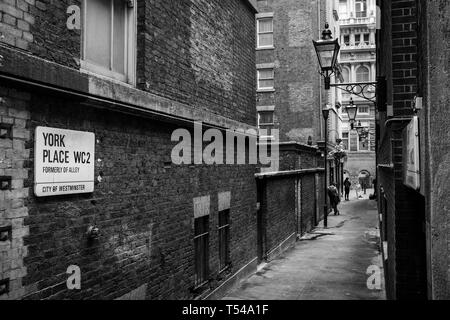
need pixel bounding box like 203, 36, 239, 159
257, 18, 273, 48
257, 68, 274, 90
83, 0, 135, 84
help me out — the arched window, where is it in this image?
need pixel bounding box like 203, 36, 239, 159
356, 66, 370, 82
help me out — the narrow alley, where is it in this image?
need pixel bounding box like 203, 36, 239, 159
223, 191, 385, 300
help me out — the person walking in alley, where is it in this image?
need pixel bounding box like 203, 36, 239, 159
328, 182, 340, 215
362, 180, 367, 194
344, 178, 351, 201
355, 181, 362, 199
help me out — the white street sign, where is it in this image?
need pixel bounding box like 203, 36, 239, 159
34, 126, 95, 197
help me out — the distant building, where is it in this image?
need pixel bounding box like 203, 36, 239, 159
336, 0, 377, 187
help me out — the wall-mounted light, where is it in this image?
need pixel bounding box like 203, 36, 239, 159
313, 23, 341, 90
345, 98, 358, 129
0, 225, 12, 242
87, 225, 100, 241
0, 123, 13, 139
413, 96, 423, 112
0, 176, 12, 191
0, 278, 9, 295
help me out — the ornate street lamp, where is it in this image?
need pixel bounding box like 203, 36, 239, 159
345, 97, 358, 129
355, 121, 369, 138
313, 24, 340, 229
313, 23, 340, 90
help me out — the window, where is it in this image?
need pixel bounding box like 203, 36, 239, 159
82, 0, 135, 83
356, 66, 370, 82
258, 110, 275, 139
257, 69, 274, 90
194, 216, 209, 287
349, 131, 358, 151
364, 33, 370, 45
358, 106, 369, 114
354, 34, 361, 46
339, 0, 348, 19
343, 35, 350, 46
355, 0, 367, 18
342, 132, 349, 150
359, 133, 369, 151
257, 17, 273, 48
258, 111, 274, 125
218, 209, 231, 271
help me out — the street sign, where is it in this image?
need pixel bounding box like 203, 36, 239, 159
403, 117, 420, 190
34, 126, 95, 197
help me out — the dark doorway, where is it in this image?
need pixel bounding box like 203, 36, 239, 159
256, 179, 266, 263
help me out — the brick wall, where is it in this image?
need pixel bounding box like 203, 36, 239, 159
300, 174, 316, 234
0, 84, 258, 300
0, 0, 256, 125
258, 167, 323, 261
391, 0, 417, 116
0, 86, 31, 299
279, 143, 319, 171
139, 0, 256, 125
0, 0, 259, 300
256, 0, 323, 144
376, 0, 428, 300
264, 177, 296, 253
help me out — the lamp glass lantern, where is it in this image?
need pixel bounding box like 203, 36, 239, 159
313, 39, 340, 71
345, 98, 358, 129
313, 24, 340, 90
355, 121, 363, 135
355, 121, 368, 137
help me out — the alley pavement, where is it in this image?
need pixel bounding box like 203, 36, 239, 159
223, 189, 386, 300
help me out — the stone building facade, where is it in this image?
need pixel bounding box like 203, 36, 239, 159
337, 0, 377, 187
0, 0, 260, 300
376, 0, 450, 300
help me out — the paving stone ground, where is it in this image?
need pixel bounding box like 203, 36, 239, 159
223, 189, 386, 300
